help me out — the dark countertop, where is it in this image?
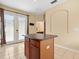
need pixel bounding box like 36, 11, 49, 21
25, 34, 58, 41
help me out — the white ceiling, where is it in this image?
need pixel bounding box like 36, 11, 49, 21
0, 0, 65, 15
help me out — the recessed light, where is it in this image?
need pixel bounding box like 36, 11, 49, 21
50, 0, 57, 4
33, 0, 37, 2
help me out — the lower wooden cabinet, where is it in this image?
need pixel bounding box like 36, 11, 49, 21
30, 45, 40, 59
24, 34, 55, 59
25, 38, 29, 59
25, 46, 29, 59
40, 39, 54, 59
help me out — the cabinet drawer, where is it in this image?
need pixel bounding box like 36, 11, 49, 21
30, 40, 40, 48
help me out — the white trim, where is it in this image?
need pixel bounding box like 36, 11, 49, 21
55, 44, 79, 53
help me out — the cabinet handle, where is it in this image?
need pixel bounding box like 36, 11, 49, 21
46, 45, 50, 49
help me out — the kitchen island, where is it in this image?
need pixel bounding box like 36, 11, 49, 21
24, 34, 57, 59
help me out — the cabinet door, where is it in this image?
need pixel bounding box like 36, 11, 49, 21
25, 46, 29, 59
30, 45, 40, 59
40, 39, 54, 59
24, 38, 29, 59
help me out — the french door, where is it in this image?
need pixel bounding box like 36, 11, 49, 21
18, 14, 27, 41
4, 11, 27, 44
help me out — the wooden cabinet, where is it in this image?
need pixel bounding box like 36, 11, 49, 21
30, 45, 40, 59
30, 39, 40, 48
40, 39, 53, 59
24, 34, 57, 59
25, 38, 29, 59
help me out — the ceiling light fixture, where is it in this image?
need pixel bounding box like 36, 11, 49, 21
50, 0, 57, 4
33, 0, 37, 2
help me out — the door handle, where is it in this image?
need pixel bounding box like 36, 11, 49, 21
16, 30, 18, 31
22, 35, 26, 36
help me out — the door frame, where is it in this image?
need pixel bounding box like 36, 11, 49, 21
0, 8, 6, 45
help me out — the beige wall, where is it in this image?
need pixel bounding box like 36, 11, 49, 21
46, 0, 79, 50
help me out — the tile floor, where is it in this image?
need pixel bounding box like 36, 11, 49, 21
54, 45, 79, 59
0, 42, 79, 59
0, 43, 26, 59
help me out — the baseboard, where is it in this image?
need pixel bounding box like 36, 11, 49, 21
55, 44, 79, 53
6, 41, 24, 45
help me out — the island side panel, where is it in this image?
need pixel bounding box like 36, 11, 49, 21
40, 38, 54, 59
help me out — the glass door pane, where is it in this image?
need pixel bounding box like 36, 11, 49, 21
18, 16, 27, 41
4, 13, 14, 43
